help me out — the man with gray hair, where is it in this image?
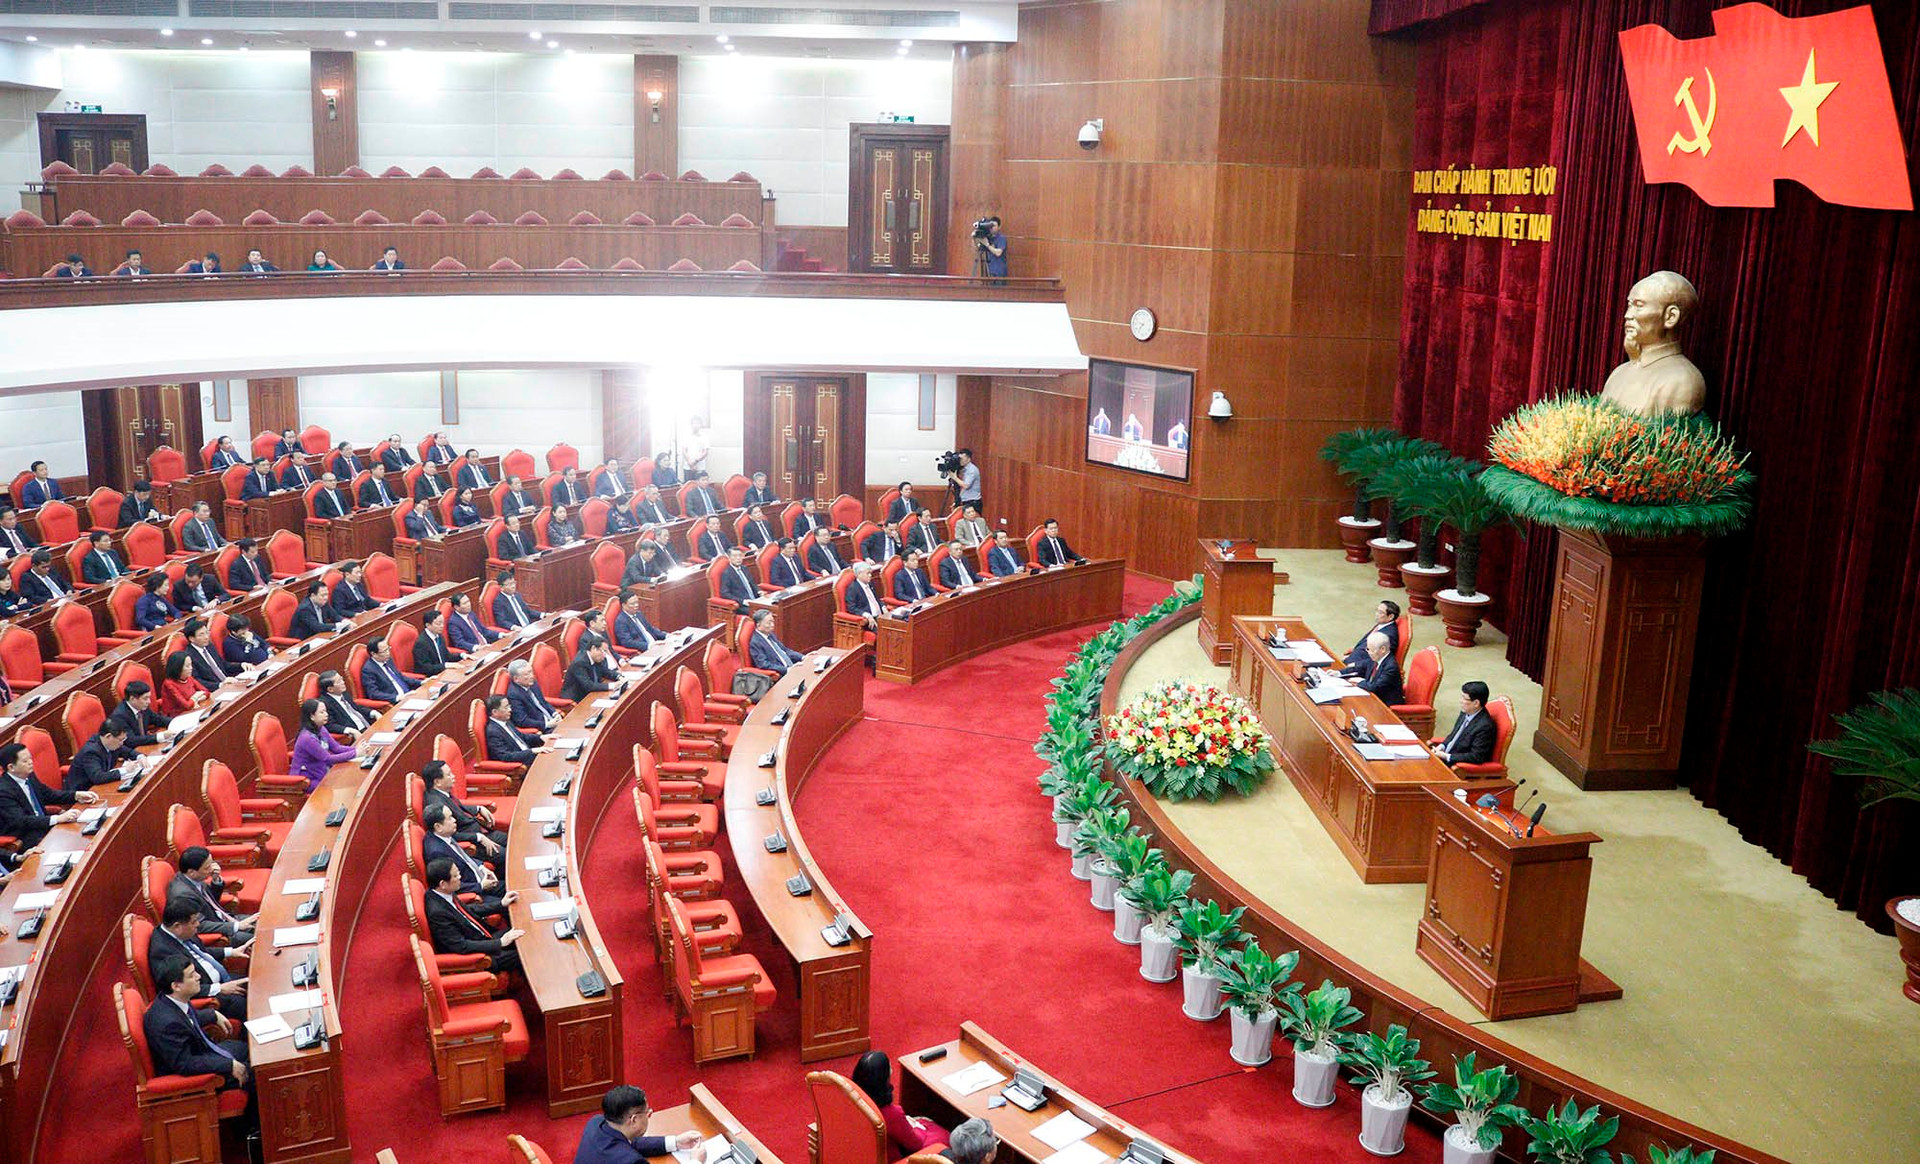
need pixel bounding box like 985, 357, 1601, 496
943, 1118, 998, 1164
1352, 630, 1404, 706
505, 658, 561, 733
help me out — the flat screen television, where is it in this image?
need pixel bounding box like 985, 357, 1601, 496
1084, 359, 1193, 481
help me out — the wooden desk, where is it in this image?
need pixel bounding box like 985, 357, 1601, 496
515, 539, 597, 613
418, 525, 489, 587
505, 625, 719, 1115
316, 505, 398, 562
634, 1084, 787, 1164
236, 490, 309, 541
154, 470, 229, 518
874, 559, 1125, 684
1197, 538, 1280, 666
1417, 786, 1617, 1021
747, 575, 837, 652
0, 583, 452, 1164
1229, 615, 1505, 884
632, 567, 712, 632
722, 646, 871, 1061
899, 1022, 1201, 1164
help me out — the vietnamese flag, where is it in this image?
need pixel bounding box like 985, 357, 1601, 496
1619, 3, 1911, 210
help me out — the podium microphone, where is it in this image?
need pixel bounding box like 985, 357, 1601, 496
1527, 803, 1547, 837
1516, 786, 1541, 817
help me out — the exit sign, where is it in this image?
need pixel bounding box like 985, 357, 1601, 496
78, 104, 102, 113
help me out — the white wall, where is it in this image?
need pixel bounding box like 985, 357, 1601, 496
0, 390, 85, 482
867, 372, 955, 484
357, 52, 634, 178
197, 380, 251, 453
679, 54, 951, 227
0, 50, 312, 207
296, 369, 604, 466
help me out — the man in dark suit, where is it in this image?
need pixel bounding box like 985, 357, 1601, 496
716, 546, 759, 611
240, 458, 279, 500
1434, 681, 1498, 767
892, 550, 934, 603
549, 466, 587, 509
19, 550, 72, 606
330, 561, 375, 617
505, 661, 560, 732
150, 898, 249, 1021
886, 482, 919, 524
80, 531, 128, 584
207, 436, 245, 470
682, 471, 723, 518
986, 531, 1028, 577
329, 442, 360, 481
595, 459, 631, 502
448, 593, 499, 652
1352, 632, 1404, 706
68, 721, 140, 791
1034, 519, 1086, 567
180, 501, 226, 552
182, 619, 238, 688
227, 540, 269, 591
631, 484, 673, 526
612, 591, 666, 654
241, 249, 280, 275
747, 610, 805, 675
422, 856, 522, 974
561, 638, 616, 703
498, 476, 536, 517
359, 637, 416, 705
0, 741, 97, 848
412, 459, 447, 504
17, 461, 63, 508
357, 463, 398, 508
693, 515, 732, 562
316, 671, 376, 742
574, 1086, 704, 1163
143, 957, 250, 1094
222, 614, 269, 667
484, 694, 546, 764
1344, 601, 1402, 671
118, 480, 165, 527
272, 429, 299, 459
940, 539, 981, 589
767, 538, 812, 589
457, 451, 492, 491
372, 247, 407, 273
309, 472, 352, 519
808, 533, 848, 576
861, 520, 902, 564
743, 471, 780, 509
280, 450, 316, 492
184, 251, 223, 276
111, 680, 170, 744
171, 846, 255, 945
494, 514, 534, 561
173, 563, 228, 612
791, 497, 828, 539
290, 582, 349, 640
379, 434, 415, 473
407, 495, 448, 539
906, 509, 942, 556
740, 506, 779, 549
0, 507, 36, 558
412, 608, 462, 677
425, 434, 456, 464
621, 540, 671, 586
422, 759, 504, 865
842, 563, 886, 630
492, 572, 541, 629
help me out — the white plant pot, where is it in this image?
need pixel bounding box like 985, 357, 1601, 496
1113, 897, 1145, 945
1228, 1008, 1276, 1066
1359, 1083, 1413, 1156
1054, 817, 1075, 849
1291, 1046, 1339, 1108
1180, 964, 1224, 1021
1139, 925, 1179, 982
1069, 850, 1092, 880
1442, 1125, 1498, 1164
1089, 861, 1117, 910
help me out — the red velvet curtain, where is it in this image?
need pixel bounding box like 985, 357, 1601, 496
1383, 0, 1920, 926
1369, 0, 1497, 35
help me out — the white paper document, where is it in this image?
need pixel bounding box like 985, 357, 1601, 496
941, 1059, 1006, 1096
592, 698, 619, 709
528, 806, 565, 822
1390, 745, 1430, 759
1032, 1112, 1097, 1151
213, 689, 244, 703
369, 731, 401, 745
281, 878, 327, 895
1291, 643, 1335, 665
550, 737, 587, 749
1042, 1143, 1111, 1164
13, 891, 57, 911
1353, 743, 1396, 762
273, 924, 321, 948
399, 698, 434, 711
529, 897, 575, 920
1376, 724, 1417, 743
673, 1134, 732, 1164
269, 989, 324, 1014
246, 1015, 294, 1043
524, 855, 563, 871
1307, 685, 1355, 705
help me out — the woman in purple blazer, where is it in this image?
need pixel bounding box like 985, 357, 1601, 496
291, 698, 358, 791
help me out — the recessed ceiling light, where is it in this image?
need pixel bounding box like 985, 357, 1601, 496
200, 37, 213, 45
344, 30, 357, 38
900, 39, 912, 47
528, 30, 542, 39
374, 38, 387, 46
715, 34, 728, 43
159, 28, 173, 36
24, 34, 37, 42
563, 48, 575, 56
546, 40, 557, 48
72, 43, 85, 50
401, 45, 413, 52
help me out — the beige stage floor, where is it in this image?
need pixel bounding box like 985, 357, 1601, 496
1117, 549, 1916, 1164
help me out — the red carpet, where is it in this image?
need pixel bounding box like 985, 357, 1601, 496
43, 573, 1439, 1163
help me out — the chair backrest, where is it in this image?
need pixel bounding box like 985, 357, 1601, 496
1487, 696, 1517, 765
63, 689, 105, 755
755, 542, 780, 582
1401, 646, 1443, 708
213, 544, 241, 589
730, 510, 753, 542
168, 509, 193, 553
10, 553, 35, 589
590, 540, 624, 587
704, 557, 729, 593
345, 644, 372, 701
124, 520, 165, 568
531, 643, 565, 699
502, 448, 537, 480
531, 508, 553, 548
832, 570, 856, 614
507, 1134, 555, 1164
251, 711, 289, 774
112, 660, 153, 702
484, 518, 506, 561
199, 439, 221, 469
650, 700, 683, 761
434, 733, 479, 797
806, 1071, 888, 1164
477, 581, 503, 630
722, 474, 750, 509
35, 500, 80, 544
251, 430, 280, 461
167, 802, 207, 859
19, 728, 60, 790
823, 494, 860, 529
675, 481, 702, 515
388, 620, 420, 671
779, 501, 803, 537
114, 980, 161, 1086
122, 914, 161, 1004
877, 487, 901, 522
140, 854, 175, 926
266, 529, 308, 577
401, 819, 428, 880
704, 639, 738, 697
545, 443, 579, 472
299, 425, 332, 456
146, 445, 188, 485
881, 557, 904, 596
674, 666, 708, 726
85, 487, 124, 532
390, 498, 416, 540
406, 773, 427, 829
850, 520, 878, 554
735, 615, 765, 669
63, 540, 91, 587
468, 699, 495, 760
220, 464, 252, 503
928, 544, 954, 589
53, 601, 100, 661
580, 496, 610, 538
0, 626, 43, 690
263, 589, 297, 639
1025, 524, 1046, 563
201, 759, 243, 829
633, 744, 664, 806
364, 553, 402, 601
561, 617, 587, 660
108, 580, 143, 634
1394, 614, 1413, 671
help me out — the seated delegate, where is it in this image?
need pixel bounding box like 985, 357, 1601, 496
291, 699, 359, 791
573, 1085, 704, 1163
1433, 681, 1498, 767
1349, 631, 1404, 706
1344, 599, 1402, 670
1033, 519, 1087, 567
0, 741, 99, 848
852, 1050, 949, 1156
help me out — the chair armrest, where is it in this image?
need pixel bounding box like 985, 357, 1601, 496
706, 692, 751, 708
679, 722, 728, 739
206, 840, 265, 866
267, 636, 301, 648
1452, 762, 1505, 776
145, 1072, 223, 1096
657, 778, 708, 801
675, 737, 723, 761
658, 761, 712, 776
237, 797, 291, 820
698, 964, 761, 989
440, 1014, 508, 1039
211, 825, 272, 844
741, 665, 779, 680
440, 970, 497, 994
474, 761, 525, 776
256, 773, 306, 791
463, 771, 519, 789
434, 952, 493, 972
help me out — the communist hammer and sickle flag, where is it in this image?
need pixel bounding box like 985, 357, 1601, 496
1620, 3, 1911, 209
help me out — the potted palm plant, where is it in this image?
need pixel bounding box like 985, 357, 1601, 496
1343, 1025, 1434, 1156
1380, 454, 1467, 614
1072, 805, 1138, 910
1350, 436, 1448, 580
1279, 979, 1363, 1108
1130, 865, 1194, 982
1052, 771, 1118, 858
1422, 460, 1505, 647
1109, 836, 1166, 945
1217, 940, 1300, 1066
1520, 1100, 1619, 1164
1807, 686, 1920, 1003
1321, 427, 1397, 562
1418, 1053, 1527, 1164
1172, 898, 1248, 1021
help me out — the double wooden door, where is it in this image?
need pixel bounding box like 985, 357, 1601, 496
848, 124, 949, 274
38, 113, 148, 175
82, 384, 203, 489
747, 375, 865, 504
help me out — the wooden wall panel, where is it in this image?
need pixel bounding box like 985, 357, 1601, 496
248, 377, 299, 436
634, 55, 679, 179
948, 43, 1008, 275
311, 51, 358, 177
601, 369, 648, 464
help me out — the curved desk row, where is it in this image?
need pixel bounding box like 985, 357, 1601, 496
898, 1021, 1201, 1164
723, 646, 870, 1062
873, 559, 1125, 684
248, 611, 564, 1162
517, 1083, 786, 1164
0, 580, 460, 1164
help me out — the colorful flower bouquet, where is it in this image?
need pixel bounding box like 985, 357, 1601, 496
1105, 681, 1275, 802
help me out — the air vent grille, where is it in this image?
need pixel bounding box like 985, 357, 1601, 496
449, 2, 698, 20
709, 6, 959, 27
187, 0, 438, 18
0, 0, 176, 16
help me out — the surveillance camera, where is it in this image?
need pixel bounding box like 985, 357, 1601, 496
1077, 119, 1104, 151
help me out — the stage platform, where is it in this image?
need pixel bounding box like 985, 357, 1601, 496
1120, 549, 1914, 1164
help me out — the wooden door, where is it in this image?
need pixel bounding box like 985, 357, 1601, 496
82, 384, 203, 489
847, 125, 949, 274
38, 113, 148, 175
747, 374, 866, 503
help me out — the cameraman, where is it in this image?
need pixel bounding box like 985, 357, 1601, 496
943, 449, 982, 514
977, 215, 1007, 280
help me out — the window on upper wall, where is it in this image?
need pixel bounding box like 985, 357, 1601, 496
918, 373, 936, 431
440, 371, 459, 425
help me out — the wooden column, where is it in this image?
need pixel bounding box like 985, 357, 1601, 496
947, 43, 1007, 275
311, 51, 358, 177
634, 54, 678, 178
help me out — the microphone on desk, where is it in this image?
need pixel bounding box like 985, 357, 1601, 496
1474, 793, 1500, 810
1527, 802, 1547, 837
1515, 786, 1541, 818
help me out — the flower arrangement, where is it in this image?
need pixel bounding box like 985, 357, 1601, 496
1105, 681, 1274, 802
1483, 397, 1752, 538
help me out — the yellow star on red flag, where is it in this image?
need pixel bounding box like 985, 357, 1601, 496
1780, 48, 1839, 147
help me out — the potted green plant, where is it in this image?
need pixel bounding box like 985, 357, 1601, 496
1217, 940, 1300, 1066
1038, 743, 1097, 846
1279, 979, 1363, 1108
1622, 1147, 1716, 1164
1520, 1100, 1619, 1164
1321, 427, 1398, 562
1129, 865, 1194, 982
1343, 1024, 1434, 1156
1109, 836, 1167, 945
1418, 1053, 1527, 1164
1172, 898, 1248, 1021
1071, 804, 1138, 910
1807, 686, 1920, 1003
1351, 437, 1449, 587
1420, 460, 1505, 647
1051, 772, 1118, 859
1379, 453, 1467, 614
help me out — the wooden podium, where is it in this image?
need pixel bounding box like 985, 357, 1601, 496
1197, 539, 1280, 665
1415, 787, 1619, 1020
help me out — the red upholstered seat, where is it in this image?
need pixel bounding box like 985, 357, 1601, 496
642, 835, 741, 967
112, 661, 154, 704
250, 431, 279, 461
730, 617, 783, 686
633, 782, 721, 852
85, 487, 124, 533
19, 726, 68, 783
1390, 646, 1443, 740
831, 572, 878, 650
401, 871, 499, 986
146, 445, 188, 485
407, 933, 528, 1116
470, 700, 528, 776
664, 897, 773, 1063
106, 581, 150, 640
508, 1134, 556, 1164
829, 494, 864, 531
590, 540, 623, 590
62, 690, 106, 756
545, 443, 579, 472
1393, 614, 1413, 671
647, 707, 725, 800
202, 760, 292, 857
364, 552, 416, 600
298, 425, 332, 456
876, 488, 901, 524
501, 449, 537, 480
52, 601, 111, 664
676, 664, 742, 746
435, 730, 517, 799
35, 500, 80, 544
1, 624, 65, 685
249, 712, 308, 799
634, 748, 722, 835
1447, 695, 1517, 778
807, 1070, 888, 1164
531, 643, 573, 709
262, 590, 300, 646
114, 981, 246, 1162
169, 801, 267, 871
265, 529, 309, 579
387, 621, 425, 681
